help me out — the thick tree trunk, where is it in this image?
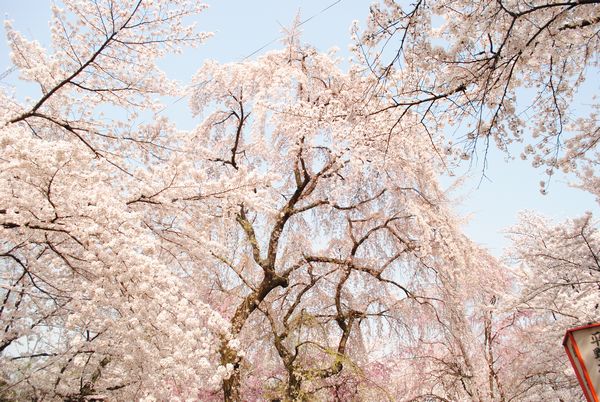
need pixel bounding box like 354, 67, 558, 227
222, 372, 242, 402
286, 372, 303, 401
220, 342, 242, 402
220, 273, 289, 401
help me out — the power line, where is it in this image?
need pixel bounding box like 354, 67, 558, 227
242, 0, 343, 61
155, 0, 344, 118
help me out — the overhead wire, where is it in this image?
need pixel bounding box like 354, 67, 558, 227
154, 0, 345, 116
241, 0, 343, 61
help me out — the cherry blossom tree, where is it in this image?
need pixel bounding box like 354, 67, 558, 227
356, 2, 599, 400
2, 0, 596, 401
358, 0, 600, 189
0, 1, 236, 399
185, 31, 512, 399
497, 208, 599, 402
2, 1, 498, 398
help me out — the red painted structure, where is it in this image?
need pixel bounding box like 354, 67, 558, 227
564, 323, 600, 402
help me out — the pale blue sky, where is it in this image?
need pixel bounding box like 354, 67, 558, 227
1, 0, 597, 256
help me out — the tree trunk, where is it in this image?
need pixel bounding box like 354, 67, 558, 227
222, 371, 242, 402
286, 371, 303, 401
220, 274, 289, 401
221, 342, 242, 402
